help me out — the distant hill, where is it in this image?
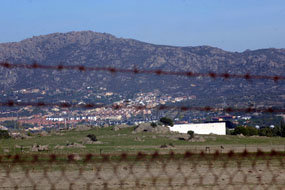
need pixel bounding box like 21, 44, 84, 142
0, 31, 284, 108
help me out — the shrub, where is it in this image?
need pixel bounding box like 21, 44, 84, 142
247, 126, 258, 136
159, 117, 174, 126
259, 127, 273, 137
27, 131, 33, 136
273, 120, 285, 137
233, 126, 258, 136
0, 130, 10, 139
87, 134, 97, 141
187, 130, 194, 139
151, 122, 157, 127
281, 120, 285, 137
233, 126, 248, 136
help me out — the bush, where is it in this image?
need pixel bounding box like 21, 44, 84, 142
27, 131, 33, 136
259, 127, 273, 137
232, 126, 248, 136
151, 122, 157, 127
232, 126, 258, 136
247, 126, 258, 136
273, 120, 285, 137
0, 130, 10, 139
160, 117, 174, 126
187, 130, 194, 139
87, 134, 97, 141
282, 120, 285, 137
232, 122, 285, 138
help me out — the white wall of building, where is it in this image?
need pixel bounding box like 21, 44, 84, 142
169, 122, 226, 135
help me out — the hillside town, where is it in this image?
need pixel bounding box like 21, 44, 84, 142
0, 88, 273, 133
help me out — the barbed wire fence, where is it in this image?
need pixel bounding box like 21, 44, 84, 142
0, 151, 284, 189
0, 61, 285, 189
0, 100, 284, 113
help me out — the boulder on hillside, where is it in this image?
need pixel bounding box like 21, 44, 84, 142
151, 125, 170, 134
54, 145, 65, 150
40, 131, 49, 136
66, 142, 85, 148
10, 132, 29, 139
169, 133, 206, 142
103, 124, 109, 128
134, 137, 143, 142
169, 133, 190, 141
112, 126, 120, 131
133, 123, 152, 133
112, 124, 131, 131
3, 149, 10, 153
75, 125, 91, 131
15, 145, 22, 149
81, 137, 103, 145
188, 136, 206, 142
133, 123, 170, 134
31, 144, 49, 152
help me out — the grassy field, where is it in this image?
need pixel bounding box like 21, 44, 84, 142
1, 126, 285, 155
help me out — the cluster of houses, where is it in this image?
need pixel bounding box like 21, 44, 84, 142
0, 89, 239, 135
46, 116, 97, 122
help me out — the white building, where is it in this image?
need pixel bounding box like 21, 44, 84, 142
0, 125, 8, 131
169, 122, 226, 135
87, 116, 97, 121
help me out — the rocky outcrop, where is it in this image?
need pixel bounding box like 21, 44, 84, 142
31, 144, 49, 152
112, 124, 131, 131
169, 133, 206, 142
133, 123, 170, 134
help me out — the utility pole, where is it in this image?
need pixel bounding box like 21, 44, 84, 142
64, 118, 67, 129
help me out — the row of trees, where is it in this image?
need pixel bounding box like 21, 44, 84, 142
229, 121, 285, 137
0, 120, 34, 130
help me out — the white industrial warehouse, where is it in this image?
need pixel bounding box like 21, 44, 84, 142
168, 122, 226, 135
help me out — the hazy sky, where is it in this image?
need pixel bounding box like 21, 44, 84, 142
0, 0, 284, 52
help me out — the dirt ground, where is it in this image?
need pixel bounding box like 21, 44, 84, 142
1, 157, 284, 189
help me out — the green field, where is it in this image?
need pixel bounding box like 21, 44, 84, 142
1, 126, 285, 155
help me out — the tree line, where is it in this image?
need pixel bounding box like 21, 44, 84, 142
228, 121, 285, 137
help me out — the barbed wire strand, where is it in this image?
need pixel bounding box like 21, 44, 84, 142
0, 149, 284, 163
0, 100, 284, 113
1, 61, 284, 81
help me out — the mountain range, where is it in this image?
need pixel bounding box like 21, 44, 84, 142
0, 31, 284, 109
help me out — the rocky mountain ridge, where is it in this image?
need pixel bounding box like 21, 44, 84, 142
0, 31, 284, 109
